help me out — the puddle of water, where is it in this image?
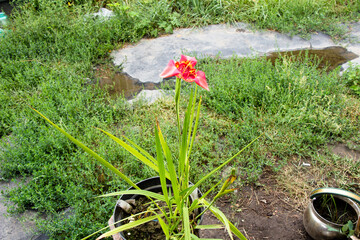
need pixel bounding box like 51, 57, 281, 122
266, 46, 358, 71
95, 68, 161, 99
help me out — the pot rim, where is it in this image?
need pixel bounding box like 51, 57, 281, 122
311, 194, 360, 227
310, 188, 360, 205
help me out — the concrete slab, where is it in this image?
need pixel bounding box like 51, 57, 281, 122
0, 179, 45, 240
112, 22, 360, 86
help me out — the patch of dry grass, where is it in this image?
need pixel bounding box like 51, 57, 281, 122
276, 145, 360, 210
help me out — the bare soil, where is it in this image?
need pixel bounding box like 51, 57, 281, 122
121, 196, 163, 240
200, 168, 313, 240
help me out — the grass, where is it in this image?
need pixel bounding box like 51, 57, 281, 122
110, 0, 360, 39
0, 0, 359, 239
232, 0, 360, 39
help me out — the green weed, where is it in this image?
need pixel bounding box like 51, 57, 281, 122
232, 0, 360, 39
342, 64, 360, 97
201, 54, 355, 147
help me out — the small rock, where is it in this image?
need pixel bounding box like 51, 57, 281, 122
92, 8, 114, 19
128, 90, 170, 105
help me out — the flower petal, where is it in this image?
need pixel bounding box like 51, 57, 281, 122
160, 60, 181, 78
194, 71, 209, 91
180, 55, 197, 67
182, 75, 195, 83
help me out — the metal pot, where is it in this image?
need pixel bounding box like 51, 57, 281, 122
303, 188, 360, 240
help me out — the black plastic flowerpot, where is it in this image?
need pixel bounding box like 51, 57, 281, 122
112, 176, 204, 240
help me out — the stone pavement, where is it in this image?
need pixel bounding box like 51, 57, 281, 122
112, 22, 360, 84
1, 20, 360, 239
0, 178, 47, 240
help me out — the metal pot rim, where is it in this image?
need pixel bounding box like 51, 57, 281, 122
310, 188, 360, 205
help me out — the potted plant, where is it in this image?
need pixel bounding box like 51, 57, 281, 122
303, 188, 360, 240
111, 176, 205, 239
33, 55, 261, 239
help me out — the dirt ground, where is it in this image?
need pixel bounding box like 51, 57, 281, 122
200, 168, 312, 240
200, 143, 360, 240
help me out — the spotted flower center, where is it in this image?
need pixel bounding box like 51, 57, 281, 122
175, 61, 197, 81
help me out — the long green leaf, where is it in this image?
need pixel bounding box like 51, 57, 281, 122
204, 201, 247, 240
199, 177, 223, 200
184, 134, 263, 200
31, 107, 139, 190
179, 88, 194, 191
98, 128, 168, 178
203, 201, 233, 240
183, 205, 191, 240
188, 95, 201, 162
185, 86, 198, 187
156, 122, 181, 209
214, 189, 235, 200
96, 190, 166, 202
155, 122, 170, 206
123, 135, 158, 165
157, 215, 170, 239
228, 222, 248, 240
186, 86, 197, 157
195, 224, 224, 230
81, 223, 111, 240
96, 215, 159, 239
175, 77, 182, 138
179, 88, 193, 177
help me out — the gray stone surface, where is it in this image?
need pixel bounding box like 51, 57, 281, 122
340, 57, 360, 75
112, 22, 360, 85
0, 179, 45, 240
